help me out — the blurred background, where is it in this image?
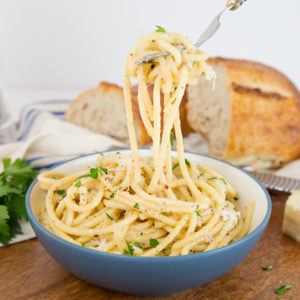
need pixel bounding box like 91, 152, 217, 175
0, 0, 299, 118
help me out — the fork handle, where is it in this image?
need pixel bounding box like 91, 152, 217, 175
226, 0, 247, 10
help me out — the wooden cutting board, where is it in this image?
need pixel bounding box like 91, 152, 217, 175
0, 193, 299, 300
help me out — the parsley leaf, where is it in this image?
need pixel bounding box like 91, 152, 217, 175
124, 240, 134, 256
219, 178, 227, 185
150, 238, 159, 248
134, 242, 143, 249
208, 177, 227, 185
185, 159, 191, 168
0, 205, 10, 244
274, 284, 292, 295
77, 166, 107, 180
77, 168, 98, 180
172, 163, 179, 170
110, 193, 114, 199
171, 98, 176, 105
155, 25, 166, 33
170, 131, 175, 146
75, 180, 81, 188
196, 211, 202, 217
0, 158, 37, 244
56, 189, 66, 198
95, 151, 104, 156
262, 265, 273, 270
133, 203, 139, 209
0, 185, 13, 197
81, 242, 85, 247
105, 213, 113, 221
98, 167, 108, 175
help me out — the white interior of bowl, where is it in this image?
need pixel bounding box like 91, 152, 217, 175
31, 149, 269, 233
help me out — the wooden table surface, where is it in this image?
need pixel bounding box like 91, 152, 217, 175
1, 193, 299, 300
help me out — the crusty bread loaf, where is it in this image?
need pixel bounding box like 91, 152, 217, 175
66, 82, 191, 146
187, 57, 300, 169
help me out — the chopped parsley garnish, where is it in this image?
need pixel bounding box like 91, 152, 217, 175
150, 238, 159, 248
208, 177, 227, 185
274, 284, 292, 295
162, 212, 167, 216
219, 178, 227, 185
233, 196, 239, 201
109, 193, 114, 199
98, 167, 108, 175
105, 213, 113, 221
170, 131, 175, 146
133, 203, 139, 209
57, 189, 66, 198
171, 98, 176, 105
75, 180, 81, 188
262, 265, 273, 270
90, 168, 100, 178
77, 168, 98, 180
152, 39, 155, 42
134, 242, 143, 249
185, 159, 191, 168
124, 240, 134, 256
80, 242, 85, 247
172, 163, 179, 170
77, 166, 108, 180
196, 211, 202, 217
155, 25, 166, 33
116, 152, 120, 154
95, 151, 104, 156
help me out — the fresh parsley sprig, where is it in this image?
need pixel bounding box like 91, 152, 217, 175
0, 158, 37, 245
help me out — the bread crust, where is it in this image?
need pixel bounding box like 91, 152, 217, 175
210, 57, 300, 167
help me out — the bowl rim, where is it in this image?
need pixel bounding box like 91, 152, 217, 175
25, 148, 272, 262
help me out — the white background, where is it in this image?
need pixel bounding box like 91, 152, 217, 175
0, 0, 300, 112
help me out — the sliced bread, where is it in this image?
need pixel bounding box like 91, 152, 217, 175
66, 82, 191, 146
187, 57, 300, 169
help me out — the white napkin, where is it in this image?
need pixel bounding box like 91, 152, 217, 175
0, 100, 125, 246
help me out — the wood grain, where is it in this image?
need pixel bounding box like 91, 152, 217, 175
0, 193, 299, 300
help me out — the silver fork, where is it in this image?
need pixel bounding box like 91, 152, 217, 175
136, 0, 247, 65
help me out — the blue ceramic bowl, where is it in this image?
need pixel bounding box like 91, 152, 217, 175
26, 149, 271, 296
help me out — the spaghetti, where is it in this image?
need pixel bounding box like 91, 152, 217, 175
38, 29, 255, 256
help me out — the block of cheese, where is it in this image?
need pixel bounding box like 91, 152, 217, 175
282, 190, 300, 242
